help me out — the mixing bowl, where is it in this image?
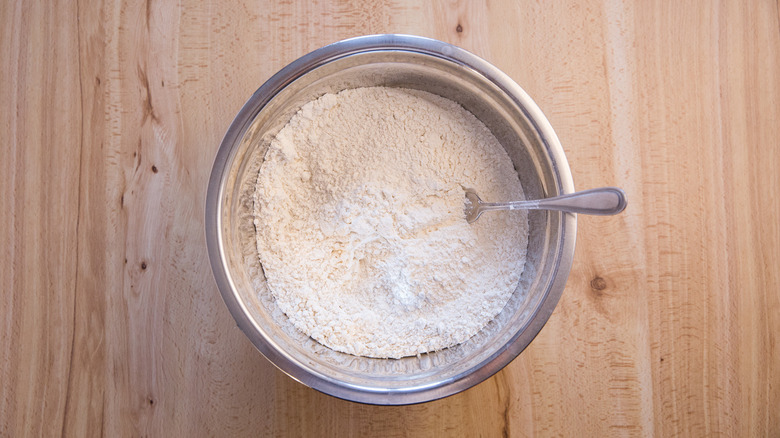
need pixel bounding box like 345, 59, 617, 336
205, 34, 576, 405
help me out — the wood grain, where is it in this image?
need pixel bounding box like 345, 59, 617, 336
2, 0, 778, 436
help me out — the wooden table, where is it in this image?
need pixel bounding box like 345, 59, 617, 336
2, 1, 778, 436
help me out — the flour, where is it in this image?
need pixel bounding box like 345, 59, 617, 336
253, 87, 527, 359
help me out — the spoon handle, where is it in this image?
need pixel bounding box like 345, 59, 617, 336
480, 187, 627, 216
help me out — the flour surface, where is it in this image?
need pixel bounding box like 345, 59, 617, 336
253, 87, 527, 358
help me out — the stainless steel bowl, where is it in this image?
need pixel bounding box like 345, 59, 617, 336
206, 34, 576, 405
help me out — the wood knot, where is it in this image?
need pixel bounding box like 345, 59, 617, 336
590, 276, 607, 291
456, 23, 463, 33
151, 165, 158, 173
141, 261, 147, 270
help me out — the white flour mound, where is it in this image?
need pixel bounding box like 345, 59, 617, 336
253, 87, 527, 359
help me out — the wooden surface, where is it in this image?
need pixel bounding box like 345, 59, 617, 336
2, 1, 779, 436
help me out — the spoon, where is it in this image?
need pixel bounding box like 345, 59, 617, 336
464, 187, 627, 223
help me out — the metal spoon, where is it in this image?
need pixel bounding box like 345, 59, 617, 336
464, 187, 627, 223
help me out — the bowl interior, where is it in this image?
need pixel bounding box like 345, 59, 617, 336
213, 46, 572, 403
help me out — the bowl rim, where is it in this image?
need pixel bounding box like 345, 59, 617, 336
205, 34, 576, 405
